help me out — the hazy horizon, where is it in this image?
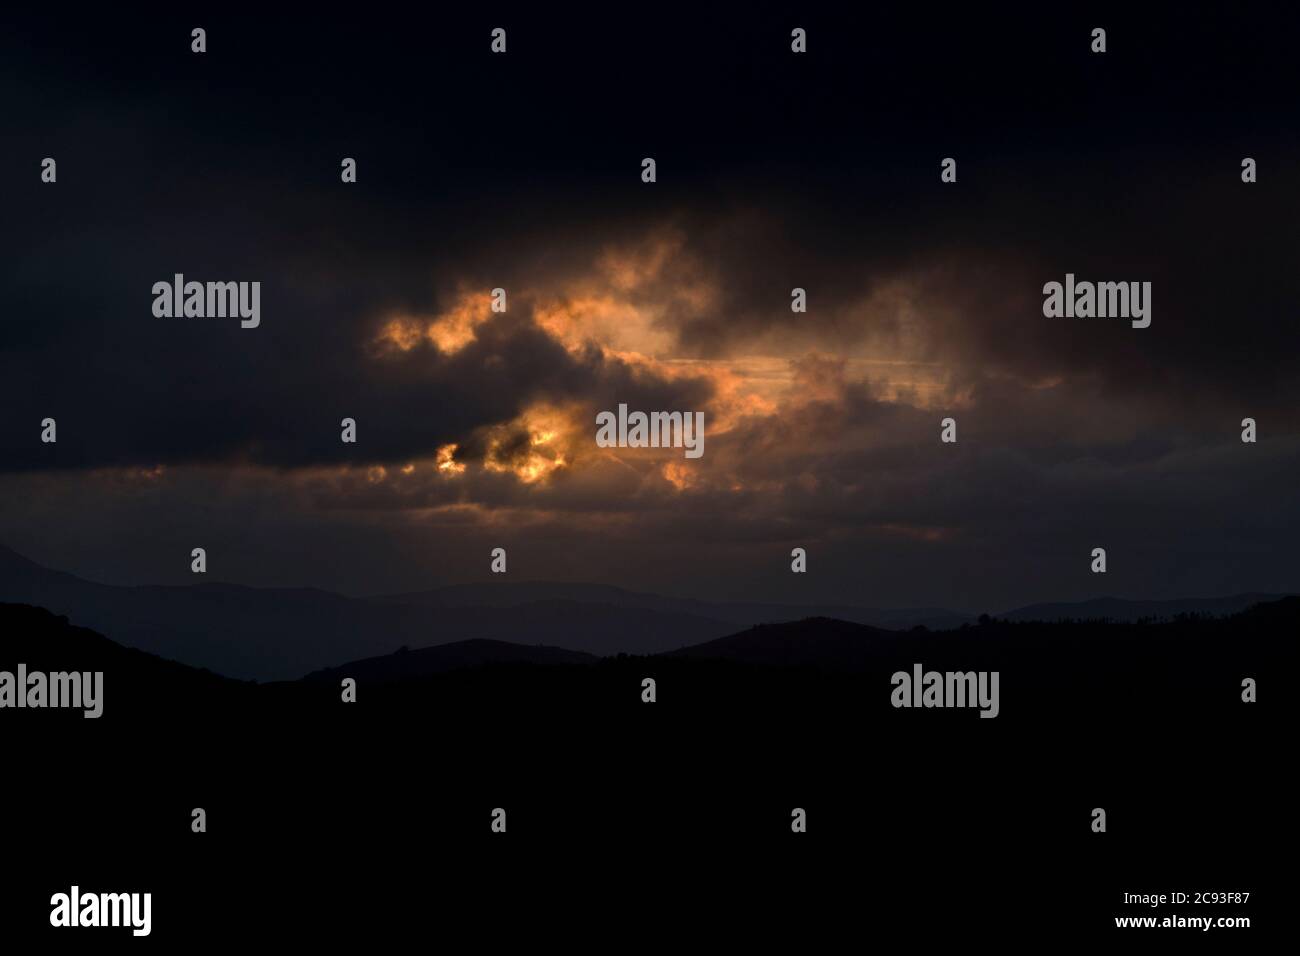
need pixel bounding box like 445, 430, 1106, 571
2, 539, 1292, 621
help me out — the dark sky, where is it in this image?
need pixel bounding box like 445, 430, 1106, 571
1, 7, 1297, 610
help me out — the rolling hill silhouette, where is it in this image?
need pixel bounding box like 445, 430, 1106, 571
0, 544, 730, 678
301, 638, 596, 684
998, 593, 1286, 622
375, 580, 974, 631
0, 603, 250, 719
1, 543, 1290, 682
5, 595, 1289, 719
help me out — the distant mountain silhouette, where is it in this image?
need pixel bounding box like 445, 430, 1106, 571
376, 580, 974, 631
0, 544, 968, 679
3, 595, 1288, 725
1, 542, 1291, 682
0, 544, 729, 679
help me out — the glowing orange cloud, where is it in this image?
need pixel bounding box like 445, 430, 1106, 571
480, 403, 583, 484
360, 228, 982, 499
436, 444, 466, 476
376, 290, 495, 355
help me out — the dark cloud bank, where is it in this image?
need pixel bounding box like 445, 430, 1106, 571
1, 8, 1296, 609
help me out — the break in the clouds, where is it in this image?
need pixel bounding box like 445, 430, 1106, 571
1, 10, 1297, 608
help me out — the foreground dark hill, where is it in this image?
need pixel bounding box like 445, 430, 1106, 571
668, 616, 901, 669
2, 599, 1284, 944
301, 638, 596, 684
1000, 593, 1287, 623
251, 595, 1290, 736
658, 600, 1292, 722
671, 598, 1298, 674
0, 603, 253, 720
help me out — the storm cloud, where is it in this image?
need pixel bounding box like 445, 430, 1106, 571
1, 8, 1296, 608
